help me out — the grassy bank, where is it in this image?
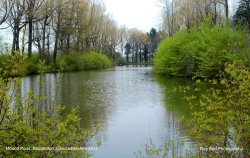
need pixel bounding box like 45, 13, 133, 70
0, 51, 112, 77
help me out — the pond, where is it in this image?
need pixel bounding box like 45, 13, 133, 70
20, 66, 198, 157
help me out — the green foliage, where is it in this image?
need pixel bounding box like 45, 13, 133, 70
0, 53, 27, 77
154, 20, 250, 78
0, 55, 99, 157
0, 51, 112, 77
135, 139, 195, 158
80, 52, 112, 70
59, 51, 112, 71
26, 53, 39, 74
187, 62, 250, 157
26, 53, 51, 74
234, 0, 250, 29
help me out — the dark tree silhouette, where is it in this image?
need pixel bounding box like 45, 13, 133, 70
234, 0, 250, 29
125, 42, 131, 65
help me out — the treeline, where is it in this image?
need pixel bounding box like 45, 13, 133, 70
0, 0, 122, 63
160, 0, 230, 36
124, 28, 161, 66
155, 0, 250, 78
0, 0, 161, 71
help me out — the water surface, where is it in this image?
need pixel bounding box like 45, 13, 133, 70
20, 66, 196, 157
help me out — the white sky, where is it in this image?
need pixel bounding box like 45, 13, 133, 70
104, 0, 240, 33
104, 0, 161, 32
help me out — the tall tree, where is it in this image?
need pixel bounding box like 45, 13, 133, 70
8, 0, 27, 53
26, 0, 45, 58
0, 0, 13, 25
234, 0, 250, 29
125, 42, 131, 65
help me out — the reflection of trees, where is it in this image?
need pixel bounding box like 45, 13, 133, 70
20, 72, 111, 131
154, 75, 203, 143
59, 71, 110, 130
20, 74, 58, 115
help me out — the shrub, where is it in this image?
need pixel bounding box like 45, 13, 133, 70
188, 62, 250, 157
0, 53, 27, 77
60, 51, 112, 71
154, 20, 249, 78
81, 52, 112, 70
0, 55, 99, 157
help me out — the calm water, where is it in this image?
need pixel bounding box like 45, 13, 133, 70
20, 66, 197, 157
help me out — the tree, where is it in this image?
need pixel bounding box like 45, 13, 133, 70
125, 42, 131, 65
160, 0, 229, 36
26, 0, 46, 58
148, 28, 160, 59
143, 45, 149, 64
8, 0, 27, 54
0, 0, 13, 25
234, 0, 250, 29
34, 0, 54, 60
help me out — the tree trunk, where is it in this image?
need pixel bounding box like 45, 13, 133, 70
28, 17, 33, 58
15, 29, 20, 53
53, 32, 58, 66
225, 0, 228, 19
42, 21, 47, 60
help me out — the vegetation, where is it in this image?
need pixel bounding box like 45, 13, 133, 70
135, 138, 194, 158
154, 20, 250, 78
59, 52, 112, 71
234, 0, 250, 30
152, 1, 250, 157
0, 54, 99, 157
0, 51, 112, 77
160, 0, 229, 36
188, 62, 250, 157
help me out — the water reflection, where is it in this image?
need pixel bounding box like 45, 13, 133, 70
19, 67, 198, 157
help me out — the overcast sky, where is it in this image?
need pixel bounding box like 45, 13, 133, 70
104, 0, 161, 32
104, 0, 240, 33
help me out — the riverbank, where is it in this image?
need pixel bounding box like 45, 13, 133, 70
0, 51, 112, 77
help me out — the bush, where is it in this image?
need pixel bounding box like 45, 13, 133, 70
81, 52, 112, 70
0, 53, 27, 77
0, 55, 99, 157
60, 51, 112, 71
26, 53, 39, 74
154, 20, 250, 78
188, 62, 250, 157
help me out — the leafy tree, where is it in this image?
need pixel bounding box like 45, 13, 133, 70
234, 0, 250, 29
125, 43, 131, 65
143, 45, 149, 63
148, 28, 160, 59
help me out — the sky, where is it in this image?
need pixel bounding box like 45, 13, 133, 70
104, 0, 240, 33
104, 0, 161, 32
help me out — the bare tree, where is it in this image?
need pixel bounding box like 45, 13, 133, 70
26, 0, 45, 57
0, 0, 13, 25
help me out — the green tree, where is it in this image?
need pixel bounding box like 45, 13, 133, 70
234, 0, 250, 29
125, 42, 131, 65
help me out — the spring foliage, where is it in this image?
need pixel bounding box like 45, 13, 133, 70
0, 54, 99, 157
188, 62, 250, 157
59, 51, 112, 71
154, 20, 250, 78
